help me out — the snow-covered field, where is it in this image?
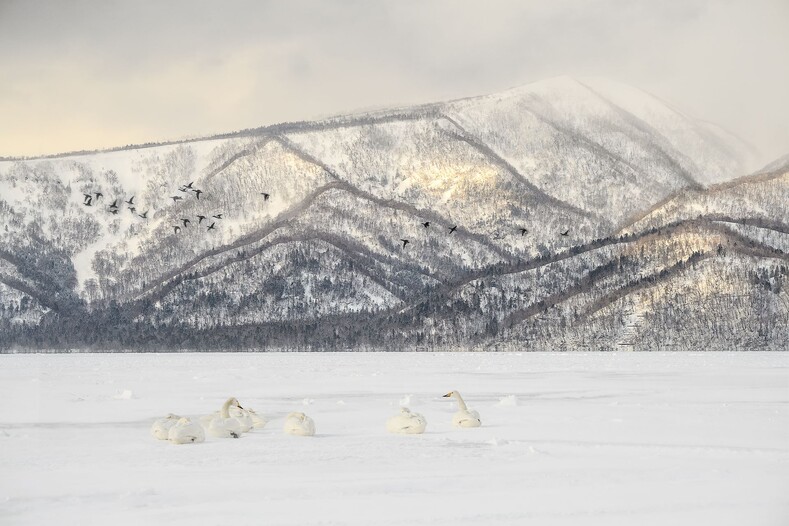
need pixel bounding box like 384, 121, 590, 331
1, 352, 787, 525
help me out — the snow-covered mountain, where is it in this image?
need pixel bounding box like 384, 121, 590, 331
0, 77, 784, 351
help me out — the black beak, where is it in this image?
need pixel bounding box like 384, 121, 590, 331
442, 393, 451, 398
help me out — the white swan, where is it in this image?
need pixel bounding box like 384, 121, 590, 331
386, 407, 427, 434
151, 413, 181, 440
204, 398, 248, 438
443, 391, 482, 428
168, 417, 205, 444
241, 407, 268, 429
283, 412, 315, 436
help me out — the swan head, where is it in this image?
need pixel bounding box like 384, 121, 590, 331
442, 391, 457, 398
226, 397, 243, 409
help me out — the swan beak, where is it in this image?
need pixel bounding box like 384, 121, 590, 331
442, 393, 452, 398
238, 404, 244, 410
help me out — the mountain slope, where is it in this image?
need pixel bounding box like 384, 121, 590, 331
0, 78, 780, 351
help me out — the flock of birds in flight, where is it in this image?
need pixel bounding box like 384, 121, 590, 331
82, 181, 273, 235
81, 179, 571, 248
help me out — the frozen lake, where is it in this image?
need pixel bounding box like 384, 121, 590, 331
1, 352, 787, 525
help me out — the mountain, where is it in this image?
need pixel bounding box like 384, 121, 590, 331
0, 77, 784, 351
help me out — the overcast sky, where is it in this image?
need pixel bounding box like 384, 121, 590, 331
1, 0, 786, 163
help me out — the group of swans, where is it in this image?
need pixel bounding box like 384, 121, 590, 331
386, 391, 481, 434
152, 397, 315, 444
152, 391, 480, 444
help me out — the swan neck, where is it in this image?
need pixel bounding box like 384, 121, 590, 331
454, 393, 468, 411
221, 399, 233, 418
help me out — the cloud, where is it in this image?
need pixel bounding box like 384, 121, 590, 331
0, 0, 786, 163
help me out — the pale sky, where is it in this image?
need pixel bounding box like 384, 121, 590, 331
1, 0, 787, 165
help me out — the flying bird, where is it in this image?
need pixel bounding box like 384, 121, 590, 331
519, 228, 529, 236
400, 239, 409, 248
173, 226, 181, 234
181, 218, 191, 227
109, 209, 118, 215
139, 210, 148, 219
207, 222, 216, 231
422, 222, 430, 228
128, 207, 136, 213
125, 196, 135, 205
109, 199, 118, 209
184, 181, 194, 189
212, 214, 223, 219
197, 215, 206, 224
560, 229, 569, 236
83, 196, 92, 206
94, 192, 103, 201
83, 193, 92, 203
171, 196, 183, 203
449, 225, 457, 234
194, 190, 203, 200
261, 192, 270, 201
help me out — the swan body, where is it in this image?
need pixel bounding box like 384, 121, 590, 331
283, 412, 315, 436
242, 408, 268, 429
151, 413, 181, 440
168, 417, 205, 444
443, 391, 482, 428
204, 398, 248, 438
386, 407, 427, 434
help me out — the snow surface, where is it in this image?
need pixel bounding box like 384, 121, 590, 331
0, 352, 787, 526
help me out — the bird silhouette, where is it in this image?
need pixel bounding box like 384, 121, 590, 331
173, 225, 181, 234
125, 196, 135, 205
138, 210, 148, 219
178, 186, 189, 193
400, 239, 409, 248
109, 199, 118, 209
181, 218, 190, 227
171, 196, 183, 203
422, 222, 430, 228
184, 181, 194, 189
83, 194, 92, 204
197, 215, 206, 224
128, 206, 136, 213
109, 209, 119, 215
194, 189, 203, 200
520, 228, 528, 236
83, 196, 92, 206
261, 192, 270, 201
560, 229, 569, 236
449, 225, 457, 234
94, 192, 103, 201
212, 214, 223, 219
207, 222, 216, 231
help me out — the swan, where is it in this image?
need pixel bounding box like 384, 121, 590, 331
151, 413, 181, 440
283, 412, 316, 436
443, 391, 482, 427
240, 407, 268, 429
386, 407, 427, 434
168, 417, 205, 444
204, 398, 248, 438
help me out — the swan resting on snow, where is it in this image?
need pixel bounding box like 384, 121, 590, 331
204, 398, 249, 438
443, 391, 482, 428
386, 407, 427, 434
151, 413, 181, 440
168, 417, 205, 444
283, 412, 316, 436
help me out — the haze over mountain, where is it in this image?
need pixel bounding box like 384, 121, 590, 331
0, 77, 785, 351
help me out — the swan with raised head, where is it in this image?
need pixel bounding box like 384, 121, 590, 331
386, 407, 427, 434
151, 413, 181, 440
168, 417, 205, 444
283, 412, 315, 436
204, 398, 248, 438
443, 391, 482, 427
